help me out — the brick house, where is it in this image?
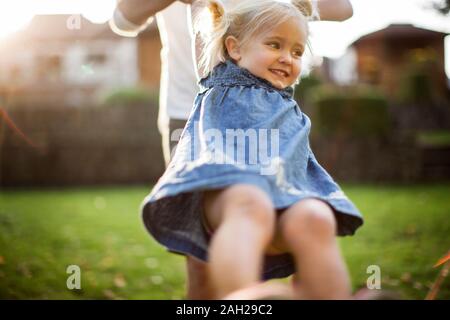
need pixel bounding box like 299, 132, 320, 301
351, 24, 448, 98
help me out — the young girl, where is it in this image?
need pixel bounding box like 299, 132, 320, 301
141, 0, 364, 299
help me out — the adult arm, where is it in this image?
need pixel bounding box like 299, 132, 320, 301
110, 0, 193, 36
117, 0, 174, 26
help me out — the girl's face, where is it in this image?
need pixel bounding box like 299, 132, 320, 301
226, 17, 307, 89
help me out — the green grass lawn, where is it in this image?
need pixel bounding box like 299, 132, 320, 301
0, 184, 449, 300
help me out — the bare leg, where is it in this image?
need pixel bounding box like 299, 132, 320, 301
279, 199, 352, 299
185, 255, 215, 300
203, 184, 276, 299
224, 281, 294, 300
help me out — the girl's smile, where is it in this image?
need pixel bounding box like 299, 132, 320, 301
270, 68, 290, 78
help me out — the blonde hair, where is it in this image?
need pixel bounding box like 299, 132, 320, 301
195, 0, 317, 77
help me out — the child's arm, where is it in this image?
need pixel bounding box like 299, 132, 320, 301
317, 0, 353, 21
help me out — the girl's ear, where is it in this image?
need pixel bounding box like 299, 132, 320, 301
224, 36, 241, 61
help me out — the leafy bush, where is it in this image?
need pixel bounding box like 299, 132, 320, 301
101, 87, 158, 107
417, 130, 450, 147
294, 73, 322, 104
311, 85, 390, 137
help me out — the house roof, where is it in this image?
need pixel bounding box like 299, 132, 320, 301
352, 24, 448, 46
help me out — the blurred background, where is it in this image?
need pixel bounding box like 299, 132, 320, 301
0, 0, 449, 300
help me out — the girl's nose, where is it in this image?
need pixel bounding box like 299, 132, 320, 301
278, 52, 292, 64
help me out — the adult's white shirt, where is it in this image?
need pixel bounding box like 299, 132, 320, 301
110, 2, 198, 134
155, 2, 198, 133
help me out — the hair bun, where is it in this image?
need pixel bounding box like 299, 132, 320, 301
208, 0, 225, 27
291, 0, 313, 17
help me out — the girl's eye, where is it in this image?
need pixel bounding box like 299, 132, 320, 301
268, 42, 280, 49
293, 50, 303, 58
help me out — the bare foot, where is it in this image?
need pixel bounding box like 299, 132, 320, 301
223, 282, 294, 300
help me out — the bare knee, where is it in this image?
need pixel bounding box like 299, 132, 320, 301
206, 184, 276, 235
281, 199, 336, 241
224, 184, 276, 230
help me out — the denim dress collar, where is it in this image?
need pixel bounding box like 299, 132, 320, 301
199, 60, 294, 99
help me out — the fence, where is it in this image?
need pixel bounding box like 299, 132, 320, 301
0, 103, 165, 187
1, 102, 449, 187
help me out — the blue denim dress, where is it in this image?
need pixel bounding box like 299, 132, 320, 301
141, 60, 363, 280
